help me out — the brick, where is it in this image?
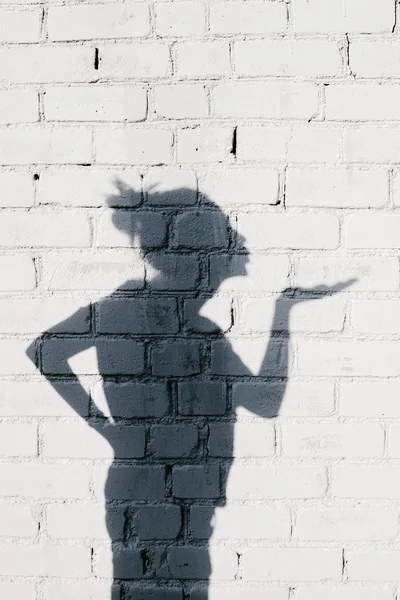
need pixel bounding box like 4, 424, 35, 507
95, 546, 143, 579
0, 424, 37, 457
0, 90, 38, 124
237, 125, 341, 163
178, 381, 227, 416
184, 298, 232, 333
199, 167, 280, 206
211, 339, 288, 376
0, 544, 90, 577
326, 85, 400, 121
40, 168, 142, 207
0, 505, 38, 537
42, 252, 145, 291
210, 255, 290, 292
0, 212, 90, 248
154, 84, 208, 119
44, 582, 120, 600
239, 297, 345, 333
0, 381, 89, 417
0, 127, 92, 165
46, 505, 124, 540
286, 168, 387, 208
98, 210, 167, 248
0, 172, 34, 207
292, 0, 395, 33
192, 589, 287, 600
0, 583, 35, 600
333, 466, 400, 498
152, 342, 200, 376
0, 7, 40, 42
0, 340, 37, 375
340, 381, 400, 417
226, 466, 326, 499
209, 423, 275, 457
43, 339, 145, 375
144, 167, 197, 205
241, 548, 342, 581
347, 550, 400, 581
295, 257, 399, 292
350, 41, 400, 78
214, 82, 318, 119
166, 546, 237, 579
99, 298, 178, 334
48, 3, 150, 41
0, 299, 89, 333
210, 2, 287, 34
233, 382, 335, 417
191, 506, 290, 539
0, 256, 36, 291
177, 127, 232, 163
96, 127, 172, 164
94, 465, 165, 501
173, 211, 228, 249
45, 85, 147, 122
92, 381, 170, 418
176, 41, 230, 77
173, 465, 220, 498
392, 172, 400, 206
126, 588, 182, 600
237, 213, 339, 249
0, 464, 89, 499
149, 425, 198, 457
352, 300, 400, 334
0, 46, 94, 83
387, 424, 400, 456
147, 253, 199, 290
298, 341, 400, 377
135, 505, 182, 539
282, 424, 384, 458
43, 423, 145, 458
236, 40, 341, 77
344, 127, 400, 163
346, 213, 400, 249
98, 43, 170, 79
155, 2, 205, 36
293, 589, 393, 600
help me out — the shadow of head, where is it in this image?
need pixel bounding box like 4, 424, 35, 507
107, 178, 249, 289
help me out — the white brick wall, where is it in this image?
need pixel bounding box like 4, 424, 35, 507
3, 0, 400, 598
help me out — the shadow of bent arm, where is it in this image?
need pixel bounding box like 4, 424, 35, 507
25, 305, 111, 428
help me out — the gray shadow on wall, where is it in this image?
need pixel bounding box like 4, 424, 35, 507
27, 182, 352, 600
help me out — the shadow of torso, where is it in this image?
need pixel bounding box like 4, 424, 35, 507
39, 282, 290, 599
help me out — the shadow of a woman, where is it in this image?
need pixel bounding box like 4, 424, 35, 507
27, 183, 351, 599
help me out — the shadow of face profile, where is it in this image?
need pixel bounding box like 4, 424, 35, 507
108, 179, 250, 291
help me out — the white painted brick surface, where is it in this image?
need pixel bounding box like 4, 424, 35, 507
286, 169, 387, 208
214, 82, 319, 119
235, 40, 342, 78
48, 4, 150, 41
292, 0, 395, 33
241, 548, 342, 581
0, 8, 41, 43
0, 256, 36, 291
155, 2, 206, 37
211, 2, 287, 34
45, 86, 147, 122
3, 0, 400, 594
294, 507, 398, 541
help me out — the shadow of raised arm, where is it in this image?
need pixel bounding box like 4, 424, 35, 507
239, 279, 356, 417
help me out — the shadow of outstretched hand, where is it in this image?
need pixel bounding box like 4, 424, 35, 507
281, 278, 357, 301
